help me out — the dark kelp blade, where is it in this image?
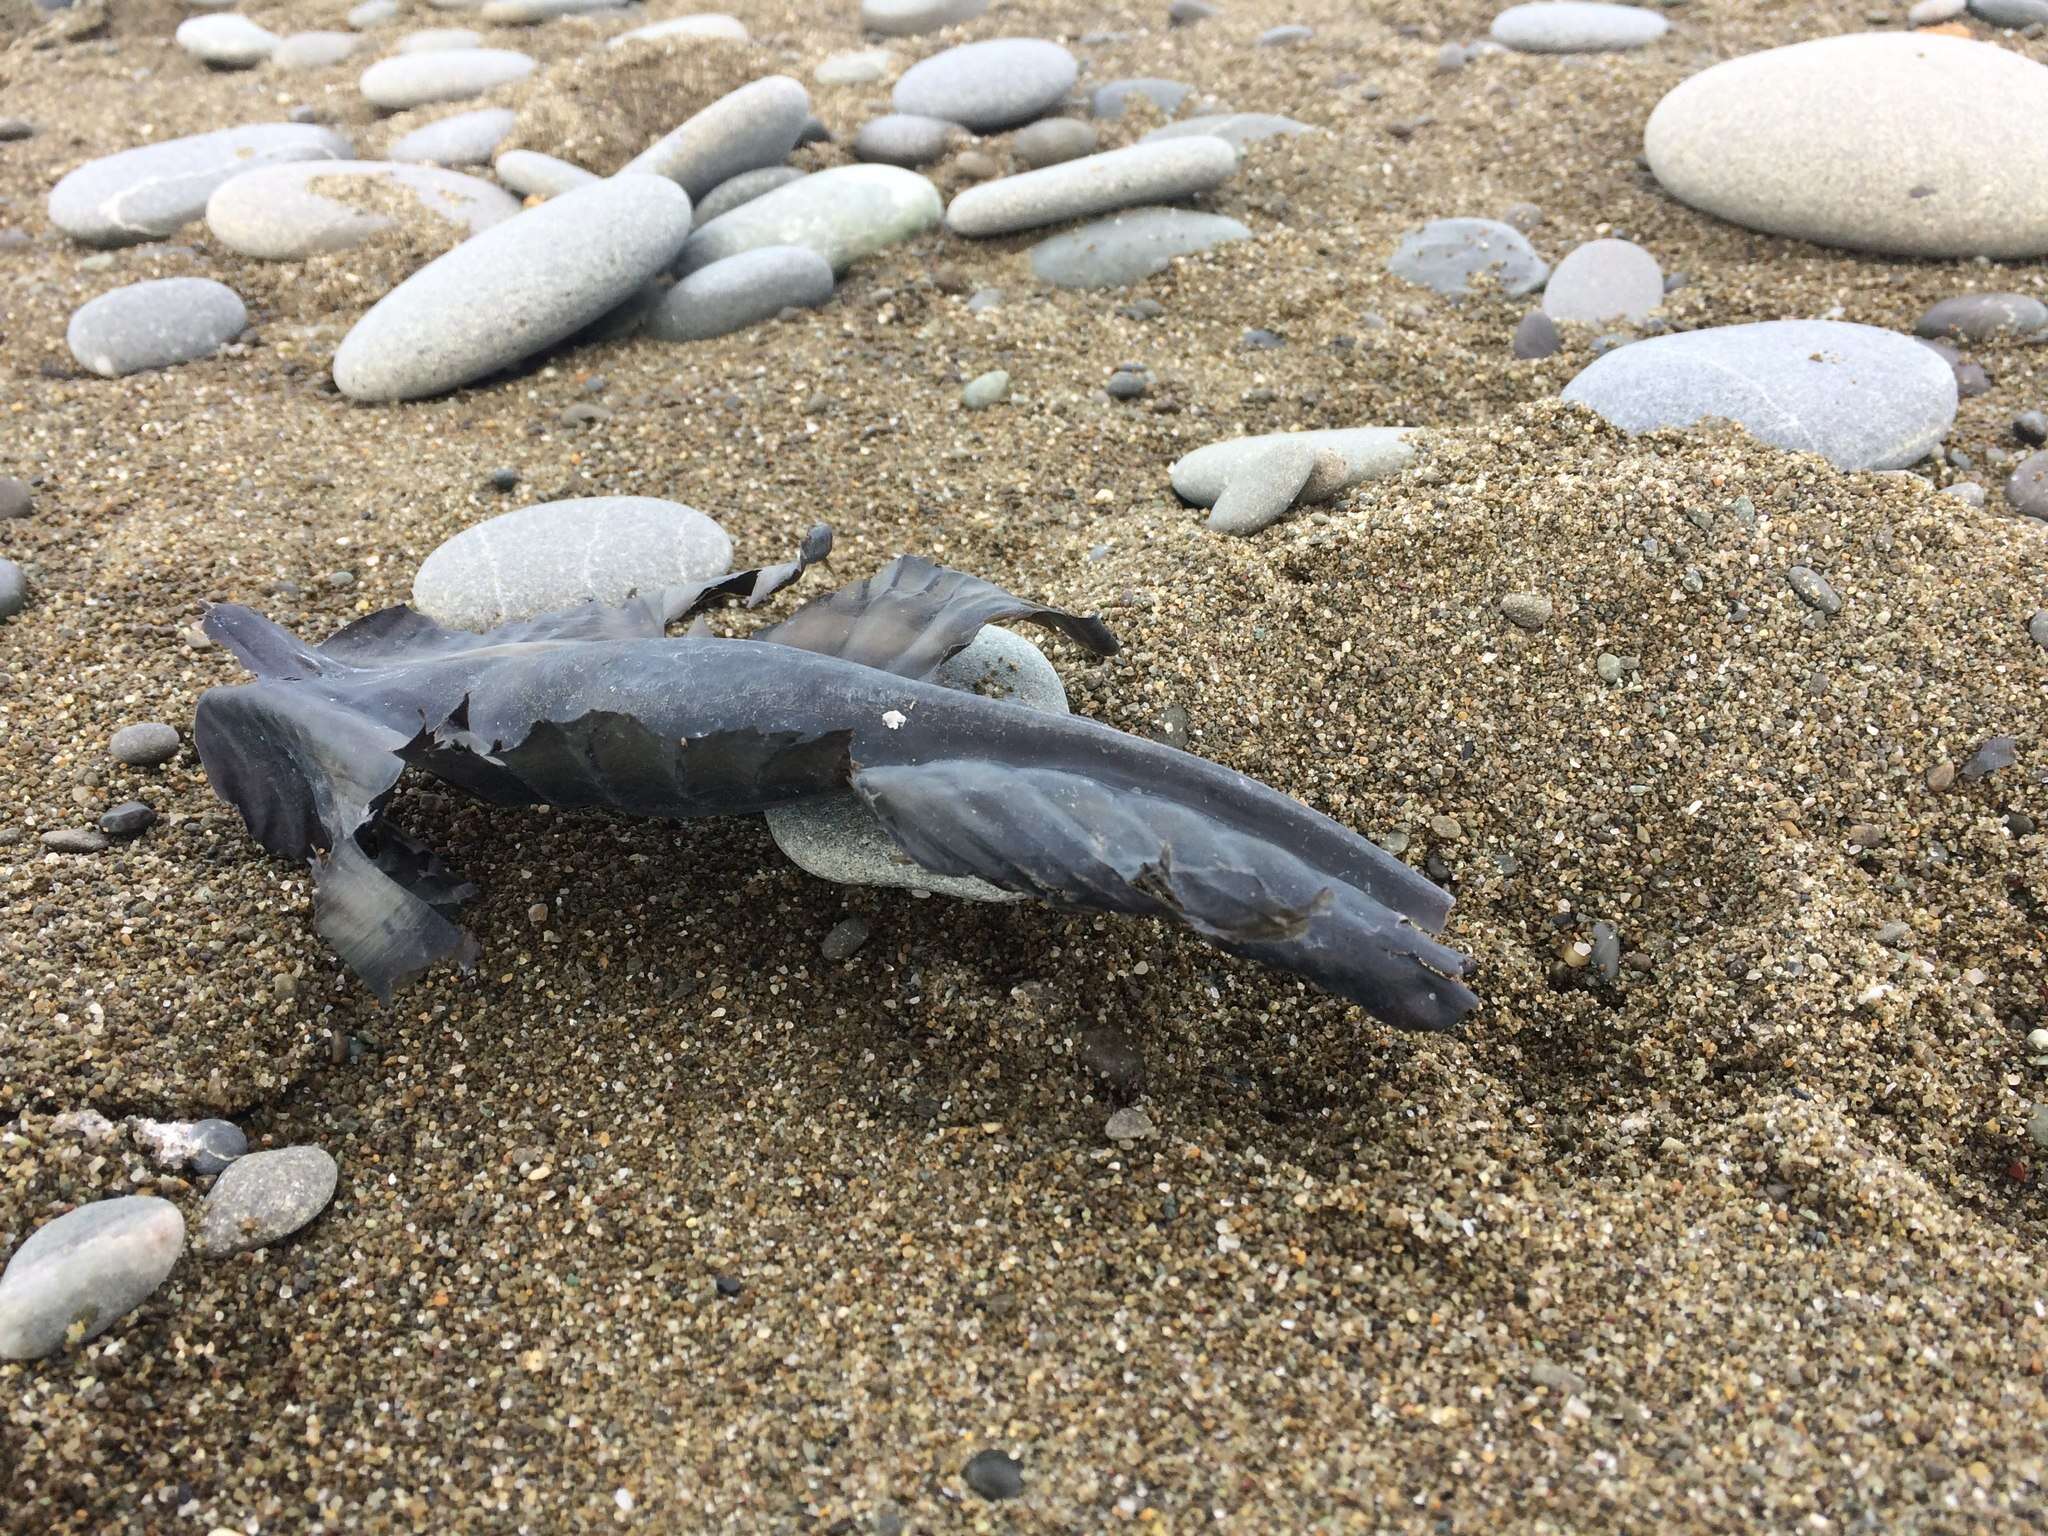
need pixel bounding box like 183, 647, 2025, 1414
753, 554, 1119, 679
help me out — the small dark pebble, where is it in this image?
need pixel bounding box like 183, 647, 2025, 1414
1511, 310, 1559, 360
2015, 412, 2048, 447
1078, 1023, 1147, 1101
0, 118, 34, 141
714, 1274, 744, 1298
1240, 328, 1284, 350
99, 800, 156, 838
963, 1449, 1024, 1501
821, 916, 871, 961
1106, 370, 1147, 400
488, 467, 521, 492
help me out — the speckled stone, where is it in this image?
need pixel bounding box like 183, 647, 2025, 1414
49, 124, 353, 246
618, 76, 810, 199
646, 245, 834, 341
197, 1146, 339, 1257
947, 137, 1238, 238
389, 107, 517, 166
0, 1197, 185, 1359
693, 166, 807, 227
412, 496, 732, 627
1206, 438, 1317, 535
67, 278, 246, 378
493, 150, 598, 199
892, 38, 1079, 131
110, 721, 180, 765
855, 113, 960, 168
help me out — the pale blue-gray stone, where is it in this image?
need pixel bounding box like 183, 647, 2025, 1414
1141, 112, 1313, 150
815, 47, 894, 85
1090, 78, 1191, 119
893, 38, 1078, 131
389, 107, 516, 166
1013, 117, 1097, 168
206, 160, 519, 257
618, 76, 810, 199
679, 163, 940, 275
413, 496, 732, 626
1388, 217, 1548, 296
493, 149, 598, 199
272, 30, 360, 69
1540, 238, 1662, 325
1490, 2, 1668, 52
1170, 428, 1420, 506
175, 13, 277, 67
0, 1197, 184, 1359
1560, 320, 1959, 470
693, 165, 806, 227
1915, 293, 2048, 341
67, 278, 246, 377
855, 113, 959, 168
333, 175, 694, 400
358, 47, 534, 110
647, 244, 833, 340
1029, 206, 1249, 288
862, 0, 989, 38
946, 137, 1237, 238
608, 13, 748, 46
50, 124, 352, 246
397, 26, 481, 51
197, 1146, 338, 1257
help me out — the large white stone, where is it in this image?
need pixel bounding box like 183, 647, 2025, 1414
1645, 32, 2048, 258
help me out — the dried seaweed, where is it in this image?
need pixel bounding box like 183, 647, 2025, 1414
193, 529, 1478, 1032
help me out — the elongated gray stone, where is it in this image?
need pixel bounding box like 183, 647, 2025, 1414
1560, 320, 1958, 471
176, 14, 277, 67
893, 38, 1078, 131
334, 175, 694, 400
0, 1197, 185, 1359
1645, 33, 2048, 259
1141, 113, 1314, 149
207, 160, 518, 257
1490, 2, 1668, 52
494, 149, 597, 198
679, 163, 939, 275
946, 137, 1237, 238
618, 76, 810, 199
1207, 439, 1316, 535
693, 165, 806, 227
855, 113, 960, 168
1029, 206, 1249, 288
862, 0, 989, 38
1540, 238, 1662, 324
68, 278, 246, 377
272, 30, 360, 69
648, 244, 833, 340
1170, 428, 1420, 506
50, 124, 353, 246
390, 107, 516, 166
1914, 292, 2048, 341
413, 496, 731, 626
608, 12, 747, 45
766, 627, 1057, 902
198, 1146, 338, 1256
359, 47, 534, 110
1389, 217, 1548, 296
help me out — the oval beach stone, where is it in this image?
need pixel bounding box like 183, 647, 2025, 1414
0, 1196, 185, 1360
206, 160, 519, 258
893, 38, 1079, 131
1645, 33, 2048, 259
50, 123, 353, 246
855, 113, 959, 168
272, 30, 360, 69
1141, 113, 1314, 149
359, 47, 534, 110
862, 0, 989, 37
389, 107, 517, 165
494, 149, 598, 198
1170, 428, 1420, 507
197, 1146, 338, 1257
1560, 320, 1958, 471
398, 27, 482, 51
946, 137, 1238, 238
1541, 238, 1662, 325
693, 165, 806, 226
1490, 2, 1668, 52
1013, 116, 1097, 167
816, 47, 894, 85
617, 76, 810, 199
680, 163, 940, 275
1091, 78, 1192, 119
608, 13, 748, 46
647, 244, 833, 340
333, 175, 694, 401
175, 13, 277, 67
67, 278, 246, 378
413, 497, 732, 627
1030, 206, 1249, 288
1389, 217, 1548, 296
1914, 293, 2048, 341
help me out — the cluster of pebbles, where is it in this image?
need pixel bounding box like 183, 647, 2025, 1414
2, 0, 2048, 1525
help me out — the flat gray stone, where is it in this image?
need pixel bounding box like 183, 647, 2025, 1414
1389, 217, 1549, 296
1490, 2, 1668, 52
855, 113, 960, 168
1171, 427, 1419, 506
693, 165, 806, 227
68, 278, 245, 378
766, 627, 1061, 903
413, 496, 732, 626
1645, 33, 2048, 259
1012, 116, 1097, 168
334, 174, 693, 400
398, 26, 482, 51
1561, 320, 1959, 471
1029, 206, 1250, 288
389, 107, 517, 165
110, 720, 180, 764
2008, 450, 2048, 519
947, 137, 1237, 238
272, 30, 360, 69
647, 244, 833, 340
1207, 438, 1316, 535
493, 149, 598, 198
359, 47, 534, 110
1141, 112, 1314, 149
861, 0, 988, 38
0, 1197, 185, 1359
1090, 78, 1191, 119
1541, 237, 1662, 325
50, 124, 353, 246
618, 76, 810, 199
815, 47, 894, 85
680, 163, 940, 276
1513, 309, 1560, 358
198, 1146, 338, 1257
893, 38, 1079, 131
1971, 0, 2048, 24
207, 160, 519, 258
608, 12, 748, 45
176, 13, 277, 67
1915, 292, 2048, 341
